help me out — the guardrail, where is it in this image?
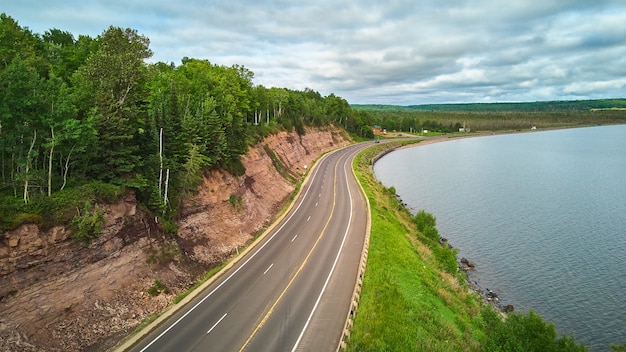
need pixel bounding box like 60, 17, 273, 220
337, 150, 372, 351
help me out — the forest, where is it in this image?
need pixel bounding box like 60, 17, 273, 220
0, 14, 378, 233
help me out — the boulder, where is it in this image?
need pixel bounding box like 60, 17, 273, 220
460, 257, 475, 269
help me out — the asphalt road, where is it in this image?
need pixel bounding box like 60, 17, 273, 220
126, 143, 370, 352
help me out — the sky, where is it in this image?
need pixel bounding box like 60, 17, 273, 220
4, 0, 626, 105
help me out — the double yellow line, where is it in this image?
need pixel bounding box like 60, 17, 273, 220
239, 154, 341, 351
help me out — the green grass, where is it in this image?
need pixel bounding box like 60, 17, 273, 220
1, 181, 123, 232
132, 312, 161, 334
348, 141, 485, 351
347, 141, 587, 352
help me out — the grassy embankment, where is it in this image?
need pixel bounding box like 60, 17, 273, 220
346, 141, 587, 352
347, 140, 484, 351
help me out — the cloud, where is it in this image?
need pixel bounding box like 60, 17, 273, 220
3, 0, 626, 104
564, 79, 626, 95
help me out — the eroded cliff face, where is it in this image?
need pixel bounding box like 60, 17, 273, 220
0, 127, 349, 351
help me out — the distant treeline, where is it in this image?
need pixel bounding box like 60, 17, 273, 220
353, 99, 626, 112
352, 100, 626, 133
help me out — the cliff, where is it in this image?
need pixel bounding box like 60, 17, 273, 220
0, 126, 350, 351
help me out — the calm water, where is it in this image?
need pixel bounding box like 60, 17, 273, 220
374, 125, 626, 351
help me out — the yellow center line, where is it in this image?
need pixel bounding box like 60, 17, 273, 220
238, 156, 340, 352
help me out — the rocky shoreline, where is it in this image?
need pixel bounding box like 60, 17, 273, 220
461, 257, 515, 314
394, 188, 515, 316
383, 134, 531, 317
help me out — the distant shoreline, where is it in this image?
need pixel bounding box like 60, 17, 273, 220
397, 122, 626, 147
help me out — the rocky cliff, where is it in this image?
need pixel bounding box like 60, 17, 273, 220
0, 126, 350, 351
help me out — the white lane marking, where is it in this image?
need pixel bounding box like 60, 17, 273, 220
263, 263, 274, 275
315, 202, 318, 207
291, 235, 298, 242
307, 216, 311, 222
138, 151, 329, 351
319, 193, 322, 197
207, 313, 228, 334
291, 147, 358, 352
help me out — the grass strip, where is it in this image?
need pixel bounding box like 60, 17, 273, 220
347, 141, 485, 351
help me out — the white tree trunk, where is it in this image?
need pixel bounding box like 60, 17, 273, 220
163, 168, 170, 209
24, 130, 37, 204
60, 146, 74, 191
158, 127, 163, 198
48, 126, 55, 197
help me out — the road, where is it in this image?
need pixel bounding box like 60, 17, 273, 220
126, 142, 370, 352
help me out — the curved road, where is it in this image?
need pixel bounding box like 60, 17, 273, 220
125, 143, 370, 352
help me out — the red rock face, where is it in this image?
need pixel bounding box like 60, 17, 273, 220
0, 127, 350, 352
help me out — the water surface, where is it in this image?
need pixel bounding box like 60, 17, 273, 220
374, 125, 626, 351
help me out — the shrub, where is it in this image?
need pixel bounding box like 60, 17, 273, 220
229, 194, 243, 210
0, 196, 28, 231
147, 279, 168, 296
9, 213, 43, 230
482, 309, 587, 352
162, 219, 178, 236
70, 201, 106, 244
384, 185, 396, 195
433, 244, 459, 274
224, 157, 246, 177
53, 182, 123, 208
414, 209, 436, 232
610, 343, 626, 351
422, 225, 440, 242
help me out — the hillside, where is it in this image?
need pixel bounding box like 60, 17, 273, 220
0, 127, 350, 351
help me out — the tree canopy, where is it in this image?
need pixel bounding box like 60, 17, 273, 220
0, 14, 376, 224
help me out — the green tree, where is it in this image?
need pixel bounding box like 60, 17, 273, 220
180, 143, 211, 194
0, 55, 45, 201
40, 75, 77, 196
0, 14, 45, 73
42, 28, 76, 83
72, 26, 152, 185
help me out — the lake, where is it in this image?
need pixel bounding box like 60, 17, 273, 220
373, 125, 626, 351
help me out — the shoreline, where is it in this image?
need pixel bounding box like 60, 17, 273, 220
375, 132, 529, 315
391, 187, 512, 315
357, 124, 625, 349
375, 123, 626, 316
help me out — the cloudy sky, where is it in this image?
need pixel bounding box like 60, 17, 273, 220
4, 0, 626, 105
